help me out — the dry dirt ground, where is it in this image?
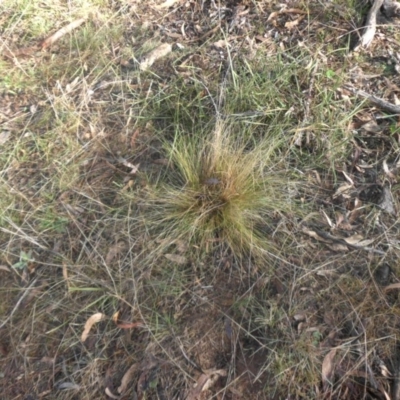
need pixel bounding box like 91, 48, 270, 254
2, 0, 400, 399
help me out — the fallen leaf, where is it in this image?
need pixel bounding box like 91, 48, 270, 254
81, 312, 105, 342
361, 121, 383, 133
105, 387, 121, 399
327, 242, 348, 252
213, 40, 229, 49
164, 254, 187, 265
112, 310, 144, 329
0, 265, 11, 272
152, 158, 169, 166
355, 239, 375, 247
155, 0, 180, 9
342, 170, 354, 186
186, 369, 227, 400
333, 183, 353, 199
293, 314, 306, 322
343, 234, 364, 245
285, 16, 304, 30
335, 212, 355, 230
384, 283, 400, 292
118, 363, 139, 394
267, 8, 306, 22
117, 158, 139, 174
383, 159, 396, 181
322, 348, 337, 389
202, 369, 227, 391
140, 43, 172, 71
57, 382, 81, 390
41, 18, 87, 49
112, 311, 120, 323
321, 210, 334, 228
267, 11, 279, 21
302, 229, 331, 244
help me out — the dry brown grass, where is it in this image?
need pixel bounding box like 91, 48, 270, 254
1, 1, 400, 399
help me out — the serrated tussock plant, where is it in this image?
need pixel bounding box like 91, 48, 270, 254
143, 121, 295, 259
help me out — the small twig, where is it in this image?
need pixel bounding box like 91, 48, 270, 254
343, 84, 400, 114
353, 0, 384, 50
313, 228, 386, 255
41, 18, 87, 50
0, 277, 39, 330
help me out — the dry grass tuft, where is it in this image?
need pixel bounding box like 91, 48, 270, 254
141, 121, 295, 259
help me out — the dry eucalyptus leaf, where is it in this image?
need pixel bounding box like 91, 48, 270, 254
112, 310, 144, 329
117, 157, 139, 174
155, 0, 180, 9
333, 183, 353, 199
202, 369, 227, 392
267, 11, 279, 21
57, 382, 81, 390
383, 159, 396, 181
302, 229, 331, 244
105, 387, 120, 399
118, 363, 139, 394
285, 16, 304, 30
342, 170, 354, 186
343, 234, 364, 245
361, 121, 382, 133
81, 312, 105, 342
384, 282, 400, 292
327, 243, 348, 252
322, 348, 337, 388
268, 8, 306, 22
164, 254, 187, 265
140, 43, 172, 71
213, 40, 229, 49
112, 311, 120, 324
355, 239, 375, 247
186, 369, 227, 399
321, 210, 334, 228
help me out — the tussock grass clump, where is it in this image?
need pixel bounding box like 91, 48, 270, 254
143, 122, 295, 259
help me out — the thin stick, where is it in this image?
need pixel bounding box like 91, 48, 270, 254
353, 0, 384, 50
41, 18, 87, 50
343, 84, 400, 114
